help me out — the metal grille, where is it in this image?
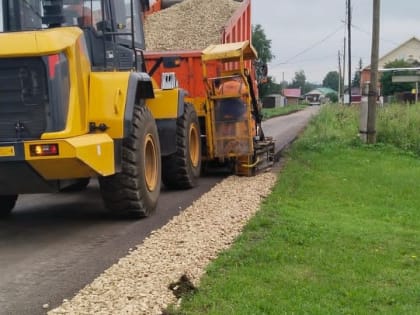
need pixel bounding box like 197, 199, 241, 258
0, 57, 48, 140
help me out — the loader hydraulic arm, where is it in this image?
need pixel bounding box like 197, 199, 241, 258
245, 72, 264, 140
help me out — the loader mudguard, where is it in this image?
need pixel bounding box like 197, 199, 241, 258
123, 72, 154, 138
155, 88, 187, 156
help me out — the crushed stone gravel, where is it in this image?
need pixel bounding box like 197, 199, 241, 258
144, 0, 241, 50
49, 172, 278, 315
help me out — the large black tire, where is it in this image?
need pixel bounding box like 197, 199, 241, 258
162, 103, 201, 189
0, 195, 18, 217
99, 105, 161, 218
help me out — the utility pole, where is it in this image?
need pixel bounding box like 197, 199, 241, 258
338, 50, 342, 101
347, 0, 352, 105
367, 0, 380, 143
343, 37, 346, 104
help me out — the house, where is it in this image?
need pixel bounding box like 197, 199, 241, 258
282, 88, 301, 105
305, 87, 337, 105
361, 37, 420, 90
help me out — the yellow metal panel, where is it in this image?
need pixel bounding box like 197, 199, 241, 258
66, 134, 115, 176
0, 28, 92, 140
146, 89, 180, 119
89, 72, 130, 138
202, 41, 258, 62
29, 159, 98, 179
0, 146, 15, 157
42, 37, 92, 140
25, 134, 115, 179
0, 28, 83, 57
186, 96, 207, 118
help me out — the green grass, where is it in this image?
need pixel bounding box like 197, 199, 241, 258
167, 104, 420, 315
262, 104, 307, 119
377, 103, 420, 155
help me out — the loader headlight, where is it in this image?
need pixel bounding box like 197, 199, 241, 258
30, 144, 59, 156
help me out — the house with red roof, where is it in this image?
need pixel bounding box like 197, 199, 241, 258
282, 88, 301, 105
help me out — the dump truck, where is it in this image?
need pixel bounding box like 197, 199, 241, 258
0, 0, 201, 217
143, 0, 274, 175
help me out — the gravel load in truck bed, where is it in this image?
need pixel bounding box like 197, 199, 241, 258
49, 172, 277, 315
144, 0, 241, 50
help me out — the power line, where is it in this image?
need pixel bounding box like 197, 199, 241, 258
271, 24, 344, 66
269, 54, 338, 68
351, 23, 399, 46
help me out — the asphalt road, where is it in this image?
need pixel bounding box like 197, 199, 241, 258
0, 106, 319, 315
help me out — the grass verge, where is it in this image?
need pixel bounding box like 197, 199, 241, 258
167, 104, 420, 315
262, 104, 307, 120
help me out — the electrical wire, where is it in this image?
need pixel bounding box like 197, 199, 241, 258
271, 24, 345, 67
269, 54, 338, 68
351, 23, 400, 46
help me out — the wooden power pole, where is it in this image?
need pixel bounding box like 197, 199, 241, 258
347, 0, 352, 105
367, 0, 380, 143
343, 37, 346, 105
338, 50, 342, 100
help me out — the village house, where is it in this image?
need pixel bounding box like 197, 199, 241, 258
282, 88, 301, 105
360, 36, 420, 98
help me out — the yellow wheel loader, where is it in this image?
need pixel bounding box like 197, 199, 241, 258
0, 0, 201, 217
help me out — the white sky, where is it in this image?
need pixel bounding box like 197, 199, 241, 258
252, 0, 420, 84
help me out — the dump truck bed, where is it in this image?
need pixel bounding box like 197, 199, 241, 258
143, 0, 251, 100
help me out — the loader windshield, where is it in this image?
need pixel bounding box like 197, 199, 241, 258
1, 0, 145, 49
1, 0, 43, 31
62, 0, 103, 28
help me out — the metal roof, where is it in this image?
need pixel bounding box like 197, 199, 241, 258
283, 88, 301, 98
305, 87, 337, 96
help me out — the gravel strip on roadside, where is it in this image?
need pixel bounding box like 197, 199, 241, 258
49, 171, 278, 315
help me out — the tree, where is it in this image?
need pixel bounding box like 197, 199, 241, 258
304, 82, 318, 94
380, 59, 416, 96
288, 70, 315, 94
259, 76, 282, 97
252, 24, 276, 97
251, 24, 274, 64
289, 70, 306, 89
322, 71, 339, 91
326, 92, 338, 103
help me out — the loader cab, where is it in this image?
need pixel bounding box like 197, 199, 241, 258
53, 0, 147, 71
1, 0, 147, 71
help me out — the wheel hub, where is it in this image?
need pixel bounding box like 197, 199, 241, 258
189, 123, 200, 168
144, 134, 158, 192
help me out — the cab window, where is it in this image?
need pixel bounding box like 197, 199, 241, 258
114, 0, 145, 49
63, 0, 104, 29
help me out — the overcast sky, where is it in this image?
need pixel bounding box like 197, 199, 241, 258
252, 0, 420, 84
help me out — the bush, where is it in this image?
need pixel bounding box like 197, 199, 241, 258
326, 92, 338, 103
294, 103, 420, 157
293, 104, 360, 152
377, 103, 420, 155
